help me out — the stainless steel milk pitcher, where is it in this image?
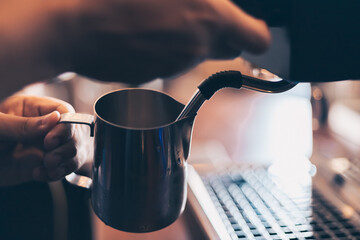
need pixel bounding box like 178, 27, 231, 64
60, 70, 296, 233
60, 88, 195, 233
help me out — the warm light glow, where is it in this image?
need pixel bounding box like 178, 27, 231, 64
312, 87, 323, 101
342, 205, 355, 219
330, 157, 350, 174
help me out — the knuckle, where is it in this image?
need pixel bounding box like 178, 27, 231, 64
68, 143, 78, 157
43, 154, 57, 168
67, 159, 79, 172
51, 124, 73, 142
18, 118, 31, 140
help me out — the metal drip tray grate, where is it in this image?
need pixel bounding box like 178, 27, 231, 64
202, 168, 360, 240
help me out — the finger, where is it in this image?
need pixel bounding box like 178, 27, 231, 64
12, 145, 44, 168
44, 122, 73, 150
0, 111, 60, 141
36, 139, 79, 182
32, 166, 50, 182
20, 95, 75, 116
34, 96, 75, 115
43, 139, 77, 169
1, 95, 75, 117
46, 158, 79, 181
219, 2, 271, 55
210, 36, 243, 59
34, 156, 79, 182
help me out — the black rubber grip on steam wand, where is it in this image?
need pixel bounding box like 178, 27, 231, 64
197, 70, 243, 100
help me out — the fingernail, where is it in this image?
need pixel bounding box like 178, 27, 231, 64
41, 111, 60, 128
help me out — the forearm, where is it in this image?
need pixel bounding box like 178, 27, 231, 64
1, 0, 271, 91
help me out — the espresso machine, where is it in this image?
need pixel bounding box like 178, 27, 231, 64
185, 2, 360, 239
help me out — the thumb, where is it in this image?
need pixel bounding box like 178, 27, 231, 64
0, 111, 61, 141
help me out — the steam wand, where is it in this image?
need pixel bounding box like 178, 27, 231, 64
176, 70, 298, 121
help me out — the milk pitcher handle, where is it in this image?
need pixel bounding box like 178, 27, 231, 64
59, 113, 95, 189
65, 172, 92, 190
59, 113, 95, 136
